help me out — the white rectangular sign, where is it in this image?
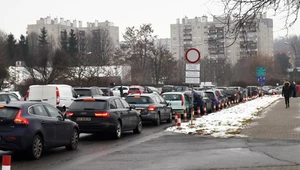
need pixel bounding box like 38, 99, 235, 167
186, 64, 200, 71
185, 71, 200, 77
185, 78, 200, 84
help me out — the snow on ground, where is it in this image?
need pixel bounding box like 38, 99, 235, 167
166, 95, 282, 138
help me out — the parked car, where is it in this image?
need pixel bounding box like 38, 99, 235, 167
1, 90, 23, 100
110, 86, 129, 97
247, 86, 260, 97
175, 86, 189, 92
0, 92, 20, 102
161, 85, 176, 94
26, 84, 79, 112
146, 86, 160, 94
204, 90, 222, 111
267, 85, 283, 95
195, 91, 213, 113
161, 92, 193, 117
0, 101, 79, 159
215, 89, 229, 108
225, 88, 239, 102
125, 93, 172, 125
99, 87, 114, 96
65, 96, 142, 139
74, 86, 104, 97
128, 85, 148, 95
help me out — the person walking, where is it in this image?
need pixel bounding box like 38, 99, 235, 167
293, 82, 297, 97
282, 80, 292, 108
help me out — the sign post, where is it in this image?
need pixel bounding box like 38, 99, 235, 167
185, 48, 201, 87
256, 67, 266, 97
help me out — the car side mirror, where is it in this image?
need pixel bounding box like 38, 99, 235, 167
63, 113, 70, 120
167, 102, 171, 106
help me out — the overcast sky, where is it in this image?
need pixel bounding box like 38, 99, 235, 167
1, 0, 299, 41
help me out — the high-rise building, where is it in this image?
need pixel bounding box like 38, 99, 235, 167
27, 16, 119, 50
170, 14, 273, 85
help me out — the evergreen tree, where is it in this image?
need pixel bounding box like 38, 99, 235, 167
60, 30, 68, 52
19, 34, 28, 62
6, 33, 17, 65
38, 27, 48, 47
68, 29, 78, 56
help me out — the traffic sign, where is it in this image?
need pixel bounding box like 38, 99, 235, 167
256, 67, 266, 76
186, 64, 200, 71
185, 71, 200, 77
185, 78, 200, 84
257, 76, 266, 83
185, 48, 200, 63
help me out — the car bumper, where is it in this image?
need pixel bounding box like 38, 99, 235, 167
0, 134, 32, 151
141, 112, 157, 122
77, 122, 116, 133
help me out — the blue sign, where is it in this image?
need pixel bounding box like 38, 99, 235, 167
257, 76, 266, 83
256, 67, 266, 76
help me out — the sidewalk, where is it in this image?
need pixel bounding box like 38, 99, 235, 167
241, 97, 300, 140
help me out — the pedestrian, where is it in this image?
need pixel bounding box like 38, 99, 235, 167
293, 82, 297, 98
192, 90, 203, 116
282, 80, 292, 108
119, 86, 124, 97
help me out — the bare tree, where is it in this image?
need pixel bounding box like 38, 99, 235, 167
0, 30, 9, 88
221, 0, 300, 37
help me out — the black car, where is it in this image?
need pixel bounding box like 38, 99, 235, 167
0, 101, 79, 160
65, 96, 142, 139
74, 86, 104, 97
99, 87, 114, 96
0, 92, 20, 102
225, 88, 239, 102
125, 93, 172, 126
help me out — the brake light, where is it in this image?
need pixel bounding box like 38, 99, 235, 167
56, 87, 60, 105
64, 112, 73, 116
25, 88, 30, 100
180, 94, 184, 106
0, 106, 4, 109
234, 94, 237, 96
148, 105, 156, 111
83, 98, 95, 101
14, 110, 29, 125
137, 90, 141, 94
95, 112, 110, 117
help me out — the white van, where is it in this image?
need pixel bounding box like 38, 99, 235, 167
26, 84, 78, 111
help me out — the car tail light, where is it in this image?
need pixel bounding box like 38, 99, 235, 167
234, 94, 237, 97
25, 88, 30, 100
180, 94, 184, 106
14, 110, 29, 125
83, 98, 95, 101
148, 105, 156, 111
56, 87, 60, 105
64, 112, 73, 116
94, 112, 110, 117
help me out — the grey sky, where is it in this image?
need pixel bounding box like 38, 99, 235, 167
1, 0, 299, 40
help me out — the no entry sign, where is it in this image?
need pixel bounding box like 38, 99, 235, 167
185, 48, 200, 63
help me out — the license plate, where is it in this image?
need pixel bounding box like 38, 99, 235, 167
76, 117, 91, 121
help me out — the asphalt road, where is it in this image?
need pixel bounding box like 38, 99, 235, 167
0, 122, 172, 170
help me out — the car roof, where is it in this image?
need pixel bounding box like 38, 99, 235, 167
127, 93, 155, 97
0, 101, 46, 108
162, 92, 184, 94
75, 96, 120, 101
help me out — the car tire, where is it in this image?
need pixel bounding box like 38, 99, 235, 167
29, 134, 43, 160
153, 113, 161, 126
112, 120, 122, 139
167, 111, 172, 123
66, 128, 79, 150
133, 117, 142, 134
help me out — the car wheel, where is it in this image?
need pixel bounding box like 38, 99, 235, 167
29, 134, 43, 160
66, 128, 79, 150
133, 117, 142, 134
153, 113, 161, 126
167, 111, 172, 123
112, 120, 122, 139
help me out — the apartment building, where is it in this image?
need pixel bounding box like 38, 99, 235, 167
155, 38, 171, 49
170, 14, 273, 65
27, 16, 119, 50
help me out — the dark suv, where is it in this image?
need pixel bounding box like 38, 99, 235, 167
74, 86, 104, 97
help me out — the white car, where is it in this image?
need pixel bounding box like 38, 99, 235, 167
111, 86, 129, 96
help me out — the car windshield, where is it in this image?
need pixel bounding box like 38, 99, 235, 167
162, 94, 181, 101
69, 101, 107, 110
0, 107, 19, 119
74, 89, 92, 97
125, 96, 154, 104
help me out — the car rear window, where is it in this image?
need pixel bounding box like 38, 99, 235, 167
205, 92, 215, 99
0, 107, 19, 119
162, 87, 173, 92
125, 96, 154, 104
129, 88, 140, 91
69, 101, 107, 110
162, 94, 181, 101
74, 89, 92, 97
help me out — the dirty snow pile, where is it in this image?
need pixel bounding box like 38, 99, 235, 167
166, 95, 282, 138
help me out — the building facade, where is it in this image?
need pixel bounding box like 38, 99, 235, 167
27, 16, 119, 50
